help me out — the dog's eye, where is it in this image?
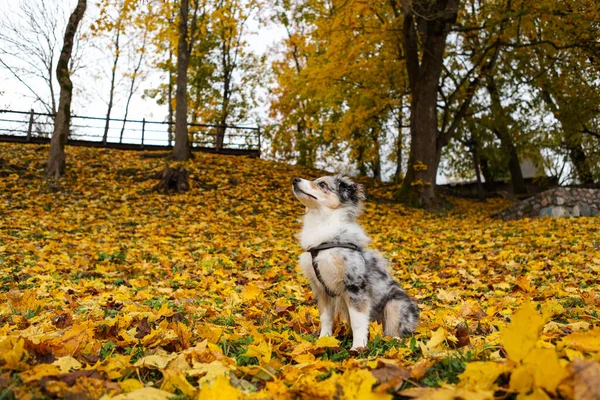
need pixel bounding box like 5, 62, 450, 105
318, 181, 328, 190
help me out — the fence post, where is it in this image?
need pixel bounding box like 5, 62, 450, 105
141, 118, 146, 150
26, 109, 34, 142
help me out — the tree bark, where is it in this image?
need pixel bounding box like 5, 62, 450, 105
540, 89, 594, 184
46, 0, 87, 179
370, 127, 382, 182
479, 154, 495, 191
103, 29, 121, 145
395, 0, 460, 208
167, 47, 174, 147
467, 136, 485, 201
487, 79, 527, 195
216, 38, 232, 152
120, 33, 146, 143
393, 116, 403, 183
172, 0, 191, 161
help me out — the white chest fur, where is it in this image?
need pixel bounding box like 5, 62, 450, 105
299, 250, 346, 295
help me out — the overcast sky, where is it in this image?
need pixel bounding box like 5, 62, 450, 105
0, 0, 284, 123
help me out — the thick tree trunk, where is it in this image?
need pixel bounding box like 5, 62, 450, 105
403, 79, 441, 206
487, 80, 527, 195
103, 30, 120, 145
46, 0, 87, 179
396, 0, 460, 208
172, 0, 191, 161
540, 89, 594, 184
567, 143, 593, 184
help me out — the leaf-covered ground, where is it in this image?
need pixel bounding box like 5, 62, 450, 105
1, 143, 599, 400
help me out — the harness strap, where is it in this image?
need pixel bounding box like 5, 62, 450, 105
307, 243, 361, 298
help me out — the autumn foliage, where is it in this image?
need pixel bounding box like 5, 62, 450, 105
1, 143, 600, 399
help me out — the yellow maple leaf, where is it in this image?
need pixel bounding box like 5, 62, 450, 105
97, 354, 132, 379
142, 319, 173, 347
245, 340, 272, 364
174, 321, 192, 350
523, 348, 570, 394
111, 387, 175, 400
197, 324, 224, 343
196, 375, 242, 400
314, 335, 340, 348
558, 327, 600, 352
334, 368, 391, 400
290, 341, 313, 356
119, 379, 145, 393
292, 352, 316, 364
134, 353, 177, 369
189, 360, 232, 386
399, 387, 494, 400
501, 302, 544, 363
18, 363, 62, 383
509, 364, 534, 394
241, 284, 262, 301
0, 337, 25, 370
370, 321, 384, 339
541, 300, 565, 320
161, 369, 197, 397
516, 387, 551, 400
458, 361, 509, 391
437, 289, 460, 302
52, 356, 82, 373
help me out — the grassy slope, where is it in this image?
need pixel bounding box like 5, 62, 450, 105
0, 143, 599, 399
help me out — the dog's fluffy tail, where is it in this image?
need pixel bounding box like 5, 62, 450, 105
383, 294, 419, 337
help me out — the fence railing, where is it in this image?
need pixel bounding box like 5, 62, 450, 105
0, 109, 261, 156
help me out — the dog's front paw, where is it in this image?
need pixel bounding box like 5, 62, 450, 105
349, 346, 368, 356
318, 331, 332, 338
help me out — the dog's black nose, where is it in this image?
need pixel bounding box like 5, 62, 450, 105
293, 177, 301, 185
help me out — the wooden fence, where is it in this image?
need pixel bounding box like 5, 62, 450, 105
0, 109, 261, 157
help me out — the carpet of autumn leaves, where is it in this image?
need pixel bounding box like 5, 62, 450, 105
1, 143, 600, 400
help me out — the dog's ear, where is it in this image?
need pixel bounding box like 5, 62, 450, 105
336, 175, 366, 204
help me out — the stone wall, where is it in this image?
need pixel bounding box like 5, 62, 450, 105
492, 188, 600, 220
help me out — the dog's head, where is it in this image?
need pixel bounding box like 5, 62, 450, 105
292, 175, 365, 213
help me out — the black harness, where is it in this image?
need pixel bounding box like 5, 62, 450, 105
307, 242, 362, 298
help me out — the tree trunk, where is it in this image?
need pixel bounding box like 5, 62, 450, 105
46, 0, 87, 179
172, 0, 191, 161
120, 34, 146, 143
216, 43, 231, 152
468, 136, 485, 201
167, 47, 174, 147
103, 29, 121, 145
540, 89, 594, 184
396, 0, 460, 208
215, 126, 225, 151
48, 57, 57, 115
487, 79, 527, 195
479, 154, 495, 191
296, 122, 311, 168
394, 123, 403, 183
370, 127, 382, 182
566, 143, 593, 184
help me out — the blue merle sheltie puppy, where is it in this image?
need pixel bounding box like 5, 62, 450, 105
292, 174, 418, 351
